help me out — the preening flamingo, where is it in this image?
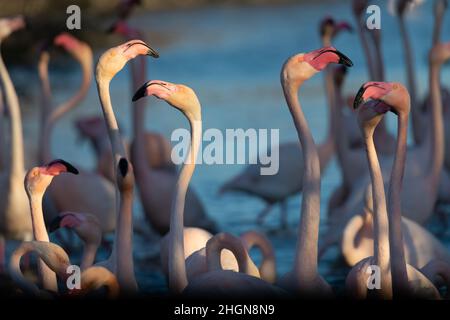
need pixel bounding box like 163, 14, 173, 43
0, 16, 32, 271
275, 46, 353, 297
38, 33, 116, 235
9, 241, 119, 298
49, 212, 102, 270
24, 159, 79, 292
220, 17, 351, 228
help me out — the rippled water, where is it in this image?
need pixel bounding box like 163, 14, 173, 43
11, 0, 450, 294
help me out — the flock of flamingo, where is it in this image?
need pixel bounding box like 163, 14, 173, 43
0, 0, 449, 300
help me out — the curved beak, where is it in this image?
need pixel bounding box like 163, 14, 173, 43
354, 84, 367, 109
132, 81, 151, 102
47, 159, 79, 175
48, 215, 63, 233
118, 158, 129, 177
334, 49, 353, 67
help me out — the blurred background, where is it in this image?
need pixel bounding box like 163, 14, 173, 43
1, 0, 449, 294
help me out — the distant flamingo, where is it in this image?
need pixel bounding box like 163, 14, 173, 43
0, 88, 4, 171
0, 16, 32, 272
49, 212, 102, 270
38, 33, 116, 234
24, 159, 79, 292
133, 79, 283, 296
274, 46, 353, 297
220, 17, 351, 228
9, 241, 119, 298
346, 83, 440, 299
94, 40, 160, 293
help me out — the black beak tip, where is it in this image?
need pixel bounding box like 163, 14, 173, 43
147, 49, 159, 58
48, 216, 63, 233
118, 158, 129, 177
132, 83, 148, 102
353, 85, 366, 110
340, 57, 353, 67
53, 159, 79, 175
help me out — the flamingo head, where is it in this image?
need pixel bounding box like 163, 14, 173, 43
117, 158, 134, 192
49, 212, 102, 247
54, 32, 93, 67
354, 81, 410, 116
430, 41, 450, 66
281, 46, 353, 86
319, 17, 352, 43
0, 16, 25, 41
133, 80, 201, 120
25, 159, 79, 195
96, 40, 158, 82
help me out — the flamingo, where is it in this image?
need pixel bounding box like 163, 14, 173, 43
132, 79, 283, 296
9, 241, 119, 298
49, 212, 102, 270
94, 40, 160, 293
0, 88, 4, 172
272, 46, 353, 297
24, 159, 79, 292
38, 33, 117, 235
219, 17, 351, 228
346, 84, 440, 299
0, 16, 32, 272
183, 233, 285, 298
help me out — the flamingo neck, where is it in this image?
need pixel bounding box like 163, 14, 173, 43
113, 186, 137, 293
428, 63, 444, 184
432, 8, 444, 45
387, 113, 410, 297
80, 243, 99, 271
38, 53, 52, 164
169, 112, 201, 294
28, 193, 49, 242
0, 44, 24, 178
283, 82, 320, 282
41, 58, 92, 163
398, 17, 419, 144
206, 233, 250, 274
364, 130, 392, 298
355, 15, 376, 80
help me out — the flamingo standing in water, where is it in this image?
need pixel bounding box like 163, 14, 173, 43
220, 17, 351, 228
346, 82, 441, 299
94, 40, 160, 293
274, 46, 352, 297
0, 16, 32, 271
24, 159, 79, 292
38, 33, 116, 234
133, 80, 284, 297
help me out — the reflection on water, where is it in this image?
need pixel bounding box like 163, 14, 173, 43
15, 1, 450, 293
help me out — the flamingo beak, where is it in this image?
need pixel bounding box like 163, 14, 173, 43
46, 159, 79, 175
334, 49, 353, 67
337, 21, 353, 33
132, 81, 172, 102
354, 84, 367, 109
48, 216, 63, 232
118, 158, 129, 177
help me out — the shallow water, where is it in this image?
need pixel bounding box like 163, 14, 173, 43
10, 1, 450, 294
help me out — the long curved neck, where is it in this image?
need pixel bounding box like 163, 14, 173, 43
387, 113, 410, 297
428, 62, 444, 184
28, 190, 58, 292
373, 34, 385, 81
131, 56, 150, 176
317, 65, 335, 172
398, 16, 419, 144
206, 233, 250, 274
364, 128, 392, 299
0, 43, 24, 178
283, 81, 320, 282
432, 6, 444, 45
169, 112, 201, 294
355, 16, 376, 79
38, 52, 53, 164
113, 185, 137, 293
41, 57, 92, 163
0, 88, 4, 171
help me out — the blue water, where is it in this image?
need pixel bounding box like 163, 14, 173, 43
15, 0, 450, 294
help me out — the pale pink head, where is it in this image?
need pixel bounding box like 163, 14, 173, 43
0, 16, 25, 40
354, 81, 410, 115
320, 17, 352, 40
109, 20, 140, 39
49, 212, 102, 247
25, 159, 79, 195
54, 33, 81, 52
